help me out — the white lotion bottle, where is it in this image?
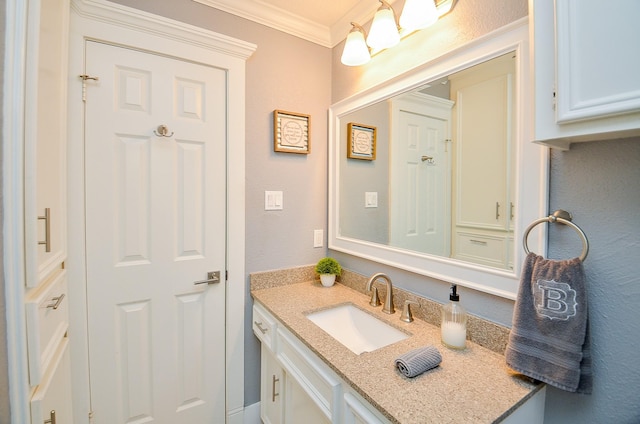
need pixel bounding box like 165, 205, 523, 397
441, 284, 467, 349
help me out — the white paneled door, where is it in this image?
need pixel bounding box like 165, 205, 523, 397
390, 97, 453, 257
84, 41, 227, 423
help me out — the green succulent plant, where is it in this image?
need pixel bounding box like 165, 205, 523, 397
315, 257, 342, 276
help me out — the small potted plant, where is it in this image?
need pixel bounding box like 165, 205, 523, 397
315, 257, 342, 287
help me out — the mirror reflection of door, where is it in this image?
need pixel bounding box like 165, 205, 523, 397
389, 94, 454, 256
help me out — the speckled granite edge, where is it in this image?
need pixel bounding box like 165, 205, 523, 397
251, 266, 510, 354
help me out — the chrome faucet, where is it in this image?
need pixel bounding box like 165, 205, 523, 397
366, 273, 395, 314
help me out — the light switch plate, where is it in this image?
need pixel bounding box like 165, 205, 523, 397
265, 191, 283, 210
365, 192, 378, 208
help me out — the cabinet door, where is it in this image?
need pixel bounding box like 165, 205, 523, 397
24, 0, 69, 287
261, 345, 284, 424
285, 376, 331, 424
344, 392, 390, 424
30, 338, 73, 424
555, 0, 640, 124
277, 327, 342, 421
450, 53, 515, 231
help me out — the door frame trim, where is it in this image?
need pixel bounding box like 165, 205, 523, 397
66, 1, 256, 422
3, 0, 32, 421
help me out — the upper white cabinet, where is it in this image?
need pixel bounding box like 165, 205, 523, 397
24, 0, 69, 287
531, 0, 640, 150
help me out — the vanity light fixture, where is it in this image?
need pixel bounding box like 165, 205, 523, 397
340, 0, 458, 66
400, 0, 439, 31
341, 23, 371, 66
366, 0, 400, 51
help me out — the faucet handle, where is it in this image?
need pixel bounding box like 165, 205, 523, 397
400, 300, 419, 323
369, 286, 381, 307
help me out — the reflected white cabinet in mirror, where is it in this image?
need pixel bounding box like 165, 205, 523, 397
329, 19, 548, 299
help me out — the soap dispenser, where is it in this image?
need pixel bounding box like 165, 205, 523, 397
441, 284, 467, 349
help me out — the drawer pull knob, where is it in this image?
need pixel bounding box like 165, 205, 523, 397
254, 321, 268, 334
37, 208, 51, 252
46, 294, 65, 310
271, 375, 280, 402
469, 239, 488, 246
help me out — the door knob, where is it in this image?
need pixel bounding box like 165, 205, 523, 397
154, 125, 174, 137
193, 271, 221, 285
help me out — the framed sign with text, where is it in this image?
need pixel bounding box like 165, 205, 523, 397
273, 110, 311, 154
347, 122, 376, 160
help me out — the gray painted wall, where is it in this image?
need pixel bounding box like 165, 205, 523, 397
543, 138, 640, 423
340, 103, 390, 244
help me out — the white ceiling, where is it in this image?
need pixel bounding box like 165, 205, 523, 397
193, 0, 387, 48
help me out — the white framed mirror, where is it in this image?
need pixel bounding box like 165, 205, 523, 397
329, 20, 548, 299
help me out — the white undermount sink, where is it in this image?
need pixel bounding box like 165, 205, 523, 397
306, 303, 408, 355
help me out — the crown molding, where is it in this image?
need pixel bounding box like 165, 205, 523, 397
193, 0, 336, 47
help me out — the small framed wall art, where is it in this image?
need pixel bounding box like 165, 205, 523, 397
347, 122, 376, 160
273, 110, 311, 154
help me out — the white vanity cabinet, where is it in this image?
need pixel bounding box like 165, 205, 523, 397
531, 0, 640, 150
23, 0, 72, 421
253, 303, 390, 424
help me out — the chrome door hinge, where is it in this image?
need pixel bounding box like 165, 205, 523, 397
79, 74, 99, 102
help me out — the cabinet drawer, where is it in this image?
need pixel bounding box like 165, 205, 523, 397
26, 268, 69, 385
454, 232, 506, 268
30, 337, 73, 424
253, 303, 277, 350
276, 327, 341, 420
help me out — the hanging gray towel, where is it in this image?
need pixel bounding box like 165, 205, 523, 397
505, 252, 592, 393
395, 345, 442, 378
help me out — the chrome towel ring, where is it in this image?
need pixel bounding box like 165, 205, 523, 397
523, 209, 589, 262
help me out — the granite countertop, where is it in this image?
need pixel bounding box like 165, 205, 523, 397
251, 280, 542, 424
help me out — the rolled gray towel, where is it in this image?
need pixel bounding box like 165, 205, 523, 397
394, 345, 442, 378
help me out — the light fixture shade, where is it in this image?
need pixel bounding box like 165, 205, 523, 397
400, 0, 438, 31
341, 25, 371, 66
366, 6, 400, 50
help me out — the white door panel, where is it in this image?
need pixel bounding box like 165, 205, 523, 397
84, 41, 226, 423
390, 95, 453, 256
